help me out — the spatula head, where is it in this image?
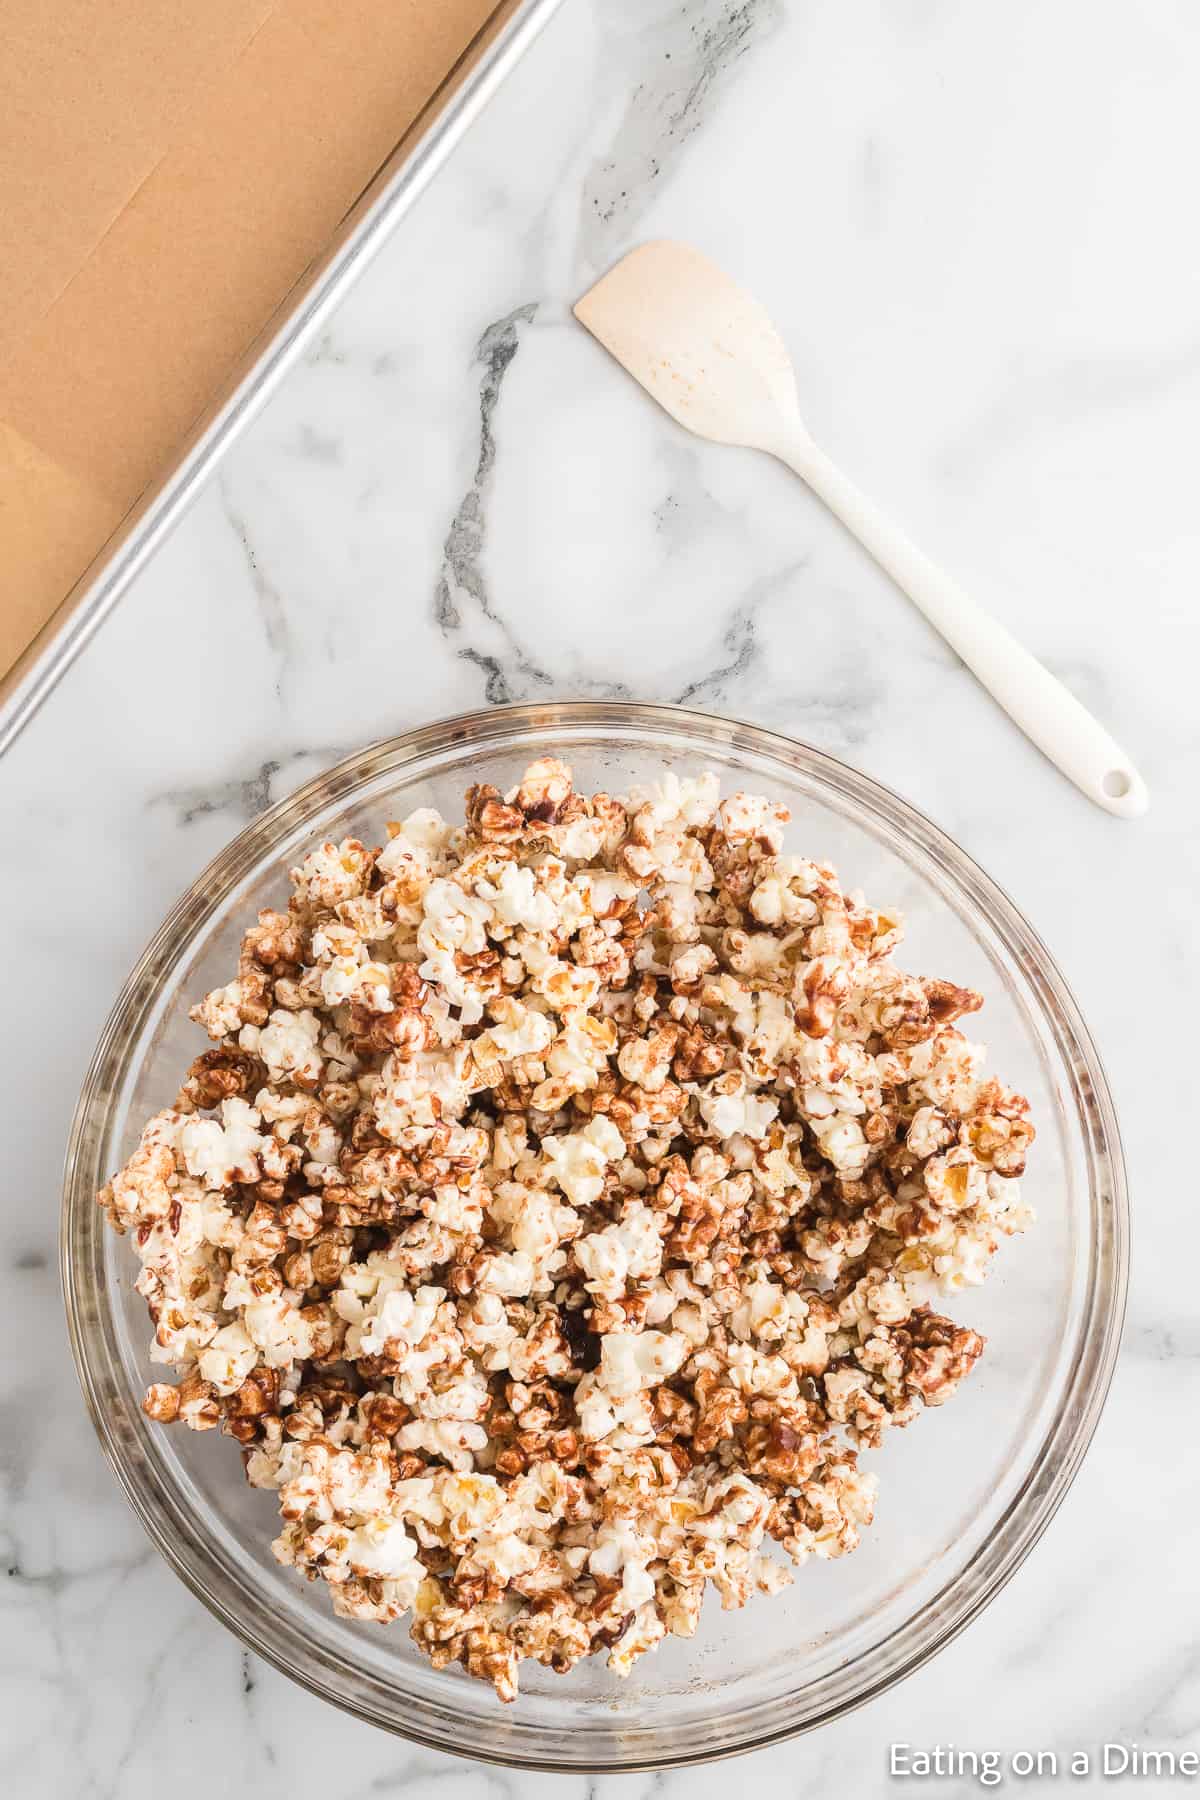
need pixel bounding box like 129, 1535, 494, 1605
574, 240, 803, 452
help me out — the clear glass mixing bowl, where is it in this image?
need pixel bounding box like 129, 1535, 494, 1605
62, 702, 1127, 1769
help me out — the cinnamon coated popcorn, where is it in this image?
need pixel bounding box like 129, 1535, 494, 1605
99, 760, 1035, 1700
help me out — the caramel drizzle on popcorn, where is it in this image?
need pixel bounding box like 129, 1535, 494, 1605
99, 758, 1035, 1701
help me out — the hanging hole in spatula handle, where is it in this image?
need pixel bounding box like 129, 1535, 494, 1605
1096, 764, 1149, 819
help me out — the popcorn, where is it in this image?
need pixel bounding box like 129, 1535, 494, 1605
718, 790, 789, 851
396, 1420, 489, 1471
100, 758, 1034, 1703
373, 1046, 471, 1141
198, 1321, 258, 1394
541, 1115, 624, 1207
598, 1330, 686, 1398
476, 862, 560, 933
696, 1078, 779, 1142
808, 1111, 871, 1177
575, 1202, 663, 1299
290, 838, 372, 908
240, 1008, 323, 1086
573, 1378, 656, 1446
377, 808, 451, 878
318, 949, 393, 1012
179, 1097, 264, 1189
240, 1290, 314, 1366
346, 1516, 423, 1581
477, 1251, 537, 1298
484, 997, 554, 1059
339, 1280, 444, 1361
191, 979, 250, 1039
589, 1516, 657, 1609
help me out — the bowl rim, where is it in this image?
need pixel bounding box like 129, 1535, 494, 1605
62, 699, 1129, 1770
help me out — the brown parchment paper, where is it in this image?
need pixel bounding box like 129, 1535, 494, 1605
0, 0, 499, 678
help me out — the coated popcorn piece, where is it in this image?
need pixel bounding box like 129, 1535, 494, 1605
575, 1201, 663, 1299
178, 1096, 266, 1189
99, 759, 1035, 1702
239, 1007, 323, 1087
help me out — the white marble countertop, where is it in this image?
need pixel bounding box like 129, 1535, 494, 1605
5, 2, 1199, 1793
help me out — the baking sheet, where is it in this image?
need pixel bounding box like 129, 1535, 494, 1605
0, 0, 565, 756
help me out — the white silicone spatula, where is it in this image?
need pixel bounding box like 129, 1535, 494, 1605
575, 240, 1148, 819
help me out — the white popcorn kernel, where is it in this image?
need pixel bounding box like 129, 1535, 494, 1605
486, 999, 554, 1059
241, 1007, 323, 1086
697, 1081, 779, 1142
192, 979, 247, 1039
730, 1278, 790, 1343
198, 1321, 258, 1394
589, 1517, 656, 1610
179, 1097, 265, 1189
477, 862, 559, 933
478, 1251, 536, 1298
599, 1330, 686, 1399
240, 1292, 313, 1367
346, 1517, 422, 1580
541, 1114, 625, 1207
290, 838, 371, 907
396, 1419, 488, 1472
349, 1284, 444, 1361
575, 1202, 662, 1300
718, 791, 789, 851
809, 1112, 870, 1177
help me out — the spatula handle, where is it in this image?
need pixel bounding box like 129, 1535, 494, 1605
777, 437, 1148, 819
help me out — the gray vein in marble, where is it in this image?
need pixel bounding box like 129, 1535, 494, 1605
651, 439, 745, 550
2, 1533, 159, 1800
147, 743, 351, 828
3, 1545, 152, 1597
434, 304, 636, 705
993, 1562, 1098, 1679
674, 600, 759, 706
434, 303, 535, 636
934, 337, 1200, 481
218, 477, 292, 697
238, 1648, 279, 1769
304, 326, 351, 368
1124, 1322, 1200, 1361
578, 0, 783, 268
788, 649, 887, 749
858, 132, 884, 234
290, 423, 343, 465
1136, 1642, 1200, 1742
303, 322, 419, 380
99, 1618, 200, 1800
1036, 654, 1116, 719
667, 558, 807, 709
455, 646, 522, 707
151, 757, 282, 826
434, 304, 554, 696
347, 1756, 520, 1800
669, 558, 887, 746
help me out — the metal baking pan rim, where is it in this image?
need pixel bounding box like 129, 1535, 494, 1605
0, 0, 565, 760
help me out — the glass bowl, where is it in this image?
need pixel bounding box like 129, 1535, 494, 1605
62, 701, 1127, 1770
